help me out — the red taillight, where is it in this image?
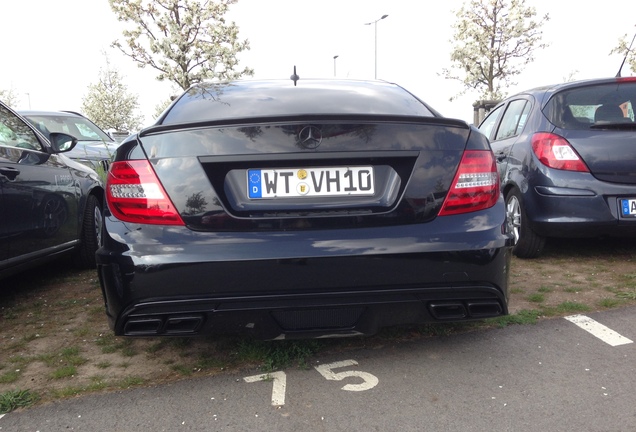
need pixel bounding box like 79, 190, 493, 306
106, 160, 184, 225
439, 150, 499, 216
531, 132, 589, 172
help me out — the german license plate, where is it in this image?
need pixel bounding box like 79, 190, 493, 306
247, 166, 374, 199
620, 198, 636, 218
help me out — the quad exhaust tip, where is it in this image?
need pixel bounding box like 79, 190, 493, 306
428, 301, 503, 320
123, 314, 205, 336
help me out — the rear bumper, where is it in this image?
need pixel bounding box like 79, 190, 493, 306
528, 186, 636, 238
97, 206, 512, 339
99, 266, 509, 339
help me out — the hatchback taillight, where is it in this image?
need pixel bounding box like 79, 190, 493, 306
439, 150, 499, 216
106, 160, 185, 225
531, 132, 589, 172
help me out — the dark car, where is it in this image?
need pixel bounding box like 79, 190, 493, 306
20, 110, 119, 173
0, 101, 104, 280
97, 78, 512, 339
478, 77, 636, 258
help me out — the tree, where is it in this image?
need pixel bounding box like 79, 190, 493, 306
442, 0, 549, 101
610, 32, 636, 77
109, 0, 254, 91
0, 88, 21, 108
81, 57, 144, 132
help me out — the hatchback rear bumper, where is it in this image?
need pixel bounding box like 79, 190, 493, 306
528, 187, 636, 238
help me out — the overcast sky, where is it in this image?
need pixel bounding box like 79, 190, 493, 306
2, 0, 634, 126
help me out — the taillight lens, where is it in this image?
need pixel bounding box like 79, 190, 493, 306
106, 160, 184, 225
439, 150, 499, 216
531, 132, 589, 172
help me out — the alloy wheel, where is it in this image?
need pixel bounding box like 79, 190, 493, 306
506, 194, 521, 244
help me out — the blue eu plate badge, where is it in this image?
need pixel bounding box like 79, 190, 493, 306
248, 170, 262, 199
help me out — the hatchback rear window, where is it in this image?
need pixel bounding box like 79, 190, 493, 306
545, 81, 636, 130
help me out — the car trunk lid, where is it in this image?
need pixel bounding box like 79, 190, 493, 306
118, 115, 496, 230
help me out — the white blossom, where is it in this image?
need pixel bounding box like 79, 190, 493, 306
441, 0, 550, 101
0, 87, 21, 109
109, 0, 254, 91
81, 55, 144, 132
610, 33, 636, 77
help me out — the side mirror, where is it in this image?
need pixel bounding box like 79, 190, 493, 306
48, 132, 78, 153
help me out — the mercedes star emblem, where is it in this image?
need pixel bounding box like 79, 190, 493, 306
298, 125, 323, 149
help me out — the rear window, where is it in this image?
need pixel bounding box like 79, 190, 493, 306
162, 80, 437, 125
545, 81, 636, 129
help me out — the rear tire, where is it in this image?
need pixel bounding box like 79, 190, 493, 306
75, 194, 102, 269
506, 188, 545, 258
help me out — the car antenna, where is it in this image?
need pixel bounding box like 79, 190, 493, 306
290, 66, 300, 86
616, 31, 636, 77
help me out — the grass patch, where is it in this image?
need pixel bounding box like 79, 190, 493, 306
171, 365, 193, 376
59, 347, 87, 366
235, 339, 323, 372
100, 345, 117, 354
120, 345, 138, 357
487, 309, 541, 327
0, 389, 39, 414
194, 354, 226, 371
74, 327, 92, 338
95, 334, 137, 356
50, 379, 109, 399
51, 365, 77, 379
118, 376, 145, 389
599, 298, 623, 308
146, 340, 168, 354
615, 288, 636, 300
619, 273, 636, 285
553, 301, 591, 314
527, 293, 545, 303
0, 370, 21, 384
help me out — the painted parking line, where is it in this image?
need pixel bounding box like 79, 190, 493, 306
564, 314, 633, 347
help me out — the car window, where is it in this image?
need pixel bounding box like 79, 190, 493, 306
546, 81, 636, 129
0, 105, 41, 150
495, 99, 529, 141
75, 123, 102, 140
25, 114, 112, 142
478, 105, 504, 140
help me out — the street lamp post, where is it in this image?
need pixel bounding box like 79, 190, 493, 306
333, 55, 339, 77
364, 14, 388, 79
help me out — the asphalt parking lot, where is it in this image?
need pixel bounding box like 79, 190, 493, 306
1, 237, 635, 420
2, 306, 635, 431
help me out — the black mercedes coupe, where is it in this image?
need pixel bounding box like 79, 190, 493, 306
97, 78, 513, 339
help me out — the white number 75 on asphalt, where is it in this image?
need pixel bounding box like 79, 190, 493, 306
243, 359, 379, 406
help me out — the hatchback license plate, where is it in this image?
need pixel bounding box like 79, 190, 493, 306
248, 166, 374, 199
620, 199, 636, 218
